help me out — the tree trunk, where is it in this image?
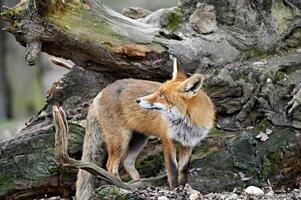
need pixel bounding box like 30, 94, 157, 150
0, 0, 301, 199
0, 0, 11, 120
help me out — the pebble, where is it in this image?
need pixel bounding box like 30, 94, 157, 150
189, 190, 203, 200
266, 190, 274, 196
158, 196, 169, 200
244, 186, 264, 196
185, 184, 203, 200
225, 193, 238, 200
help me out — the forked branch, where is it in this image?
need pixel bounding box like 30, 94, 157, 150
52, 106, 165, 191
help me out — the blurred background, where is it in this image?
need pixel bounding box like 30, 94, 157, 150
0, 0, 176, 140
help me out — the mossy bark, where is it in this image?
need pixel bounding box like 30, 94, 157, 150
0, 52, 300, 199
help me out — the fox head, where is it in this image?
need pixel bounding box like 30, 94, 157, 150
136, 58, 205, 117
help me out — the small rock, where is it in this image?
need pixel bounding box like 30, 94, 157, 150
266, 190, 274, 196
287, 39, 298, 48
266, 78, 272, 83
158, 196, 169, 200
252, 61, 266, 66
185, 184, 203, 200
122, 7, 151, 19
225, 193, 238, 200
256, 132, 269, 142
265, 128, 272, 135
238, 172, 250, 182
244, 186, 264, 196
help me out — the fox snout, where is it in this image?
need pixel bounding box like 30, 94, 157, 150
136, 97, 166, 110
136, 98, 152, 109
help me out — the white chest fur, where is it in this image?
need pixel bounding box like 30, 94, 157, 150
161, 108, 209, 147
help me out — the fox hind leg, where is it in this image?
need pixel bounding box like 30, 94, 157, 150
104, 129, 132, 179
123, 131, 148, 180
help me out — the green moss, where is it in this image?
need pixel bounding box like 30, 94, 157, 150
260, 158, 273, 177
0, 9, 16, 21
249, 111, 259, 124
48, 166, 60, 174
262, 0, 274, 10
1, 0, 26, 22
191, 145, 221, 163
93, 186, 140, 200
208, 127, 222, 137
254, 118, 269, 132
271, 0, 293, 36
291, 28, 301, 42
274, 71, 285, 82
46, 2, 130, 47
163, 8, 182, 31
0, 175, 14, 194
274, 64, 299, 81
191, 148, 209, 163
257, 150, 285, 180
136, 153, 164, 177
240, 49, 269, 61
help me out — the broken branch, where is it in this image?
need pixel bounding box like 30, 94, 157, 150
52, 105, 165, 192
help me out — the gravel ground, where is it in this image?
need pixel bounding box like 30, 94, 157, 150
132, 186, 301, 200
38, 186, 301, 200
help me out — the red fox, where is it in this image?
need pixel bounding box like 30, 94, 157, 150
76, 59, 215, 199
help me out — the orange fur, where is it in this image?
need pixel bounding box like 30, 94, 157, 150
76, 61, 215, 198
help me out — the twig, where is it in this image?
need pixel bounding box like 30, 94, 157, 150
49, 57, 74, 70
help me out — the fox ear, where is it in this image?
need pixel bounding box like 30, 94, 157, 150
172, 58, 186, 81
172, 58, 179, 80
177, 74, 205, 97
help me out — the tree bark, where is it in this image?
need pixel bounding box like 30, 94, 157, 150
2, 0, 299, 79
0, 0, 301, 199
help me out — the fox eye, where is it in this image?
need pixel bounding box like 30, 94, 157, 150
160, 93, 165, 99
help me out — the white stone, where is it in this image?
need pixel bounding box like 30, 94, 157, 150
266, 190, 274, 196
185, 184, 203, 200
158, 196, 169, 200
255, 132, 269, 142
226, 193, 238, 200
252, 61, 265, 66
265, 128, 273, 135
244, 186, 264, 196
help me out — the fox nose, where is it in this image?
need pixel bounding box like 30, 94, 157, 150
136, 98, 141, 104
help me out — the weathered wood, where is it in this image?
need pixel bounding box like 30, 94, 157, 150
1, 0, 300, 80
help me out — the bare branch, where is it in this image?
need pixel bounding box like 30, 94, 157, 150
52, 105, 165, 191
49, 57, 73, 70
